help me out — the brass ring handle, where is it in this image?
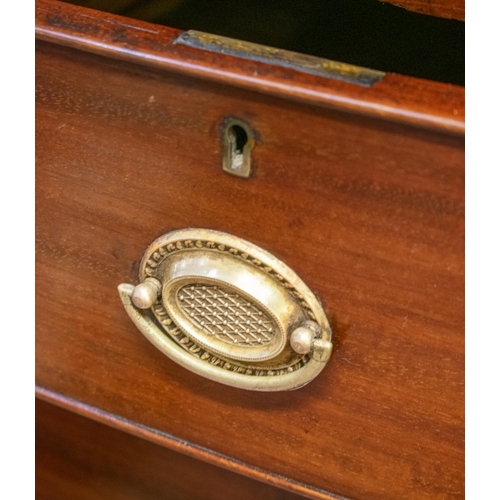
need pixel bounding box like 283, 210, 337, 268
118, 229, 333, 391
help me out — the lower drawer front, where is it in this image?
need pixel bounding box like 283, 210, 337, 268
36, 39, 464, 500
36, 400, 305, 500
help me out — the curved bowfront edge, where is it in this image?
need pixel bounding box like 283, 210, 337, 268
118, 284, 329, 391
35, 0, 464, 134
36, 387, 347, 500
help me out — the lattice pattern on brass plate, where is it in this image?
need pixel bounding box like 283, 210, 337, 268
177, 284, 275, 346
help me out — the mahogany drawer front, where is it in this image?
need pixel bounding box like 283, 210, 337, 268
36, 399, 306, 500
36, 4, 464, 499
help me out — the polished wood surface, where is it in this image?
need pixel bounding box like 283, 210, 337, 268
379, 0, 464, 21
36, 0, 464, 134
36, 399, 306, 500
36, 25, 464, 499
37, 387, 330, 500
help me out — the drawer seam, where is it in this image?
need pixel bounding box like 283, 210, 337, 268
36, 384, 352, 500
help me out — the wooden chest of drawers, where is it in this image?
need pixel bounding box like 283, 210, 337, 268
36, 1, 464, 498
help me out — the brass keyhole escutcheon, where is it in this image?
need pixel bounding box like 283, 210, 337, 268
119, 229, 333, 391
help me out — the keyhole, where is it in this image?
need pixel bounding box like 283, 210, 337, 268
221, 118, 255, 178
229, 125, 248, 154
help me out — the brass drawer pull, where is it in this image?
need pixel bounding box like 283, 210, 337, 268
118, 229, 332, 391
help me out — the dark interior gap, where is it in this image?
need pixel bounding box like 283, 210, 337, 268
63, 0, 464, 86
229, 125, 248, 155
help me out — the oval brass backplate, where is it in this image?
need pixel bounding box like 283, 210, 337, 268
118, 229, 333, 391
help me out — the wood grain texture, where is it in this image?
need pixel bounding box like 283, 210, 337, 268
379, 0, 464, 21
36, 0, 464, 134
36, 399, 306, 500
36, 387, 341, 500
35, 32, 464, 500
